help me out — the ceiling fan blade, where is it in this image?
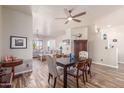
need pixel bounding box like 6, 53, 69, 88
72, 34, 78, 37
64, 20, 69, 24
64, 8, 71, 17
72, 19, 81, 22
55, 18, 66, 19
72, 11, 86, 18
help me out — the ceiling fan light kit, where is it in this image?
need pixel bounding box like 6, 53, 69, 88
68, 17, 72, 21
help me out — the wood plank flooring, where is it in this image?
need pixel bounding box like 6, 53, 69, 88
12, 59, 124, 88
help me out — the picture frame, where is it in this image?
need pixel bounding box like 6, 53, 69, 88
113, 39, 117, 42
10, 36, 27, 49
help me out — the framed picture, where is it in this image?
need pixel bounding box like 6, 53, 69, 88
113, 39, 117, 42
10, 36, 27, 49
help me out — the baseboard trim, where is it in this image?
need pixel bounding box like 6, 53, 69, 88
92, 61, 118, 68
15, 70, 32, 75
118, 61, 124, 64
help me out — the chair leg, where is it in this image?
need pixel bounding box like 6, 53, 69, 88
48, 73, 50, 83
76, 77, 79, 88
82, 71, 85, 84
53, 77, 57, 88
85, 71, 88, 82
88, 70, 92, 78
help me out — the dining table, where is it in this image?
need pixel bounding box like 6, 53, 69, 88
1, 59, 23, 77
56, 58, 77, 88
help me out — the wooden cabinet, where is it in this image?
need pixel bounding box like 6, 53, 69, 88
74, 40, 87, 58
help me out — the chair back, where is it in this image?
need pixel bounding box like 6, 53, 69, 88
46, 55, 58, 77
79, 51, 88, 60
76, 60, 87, 70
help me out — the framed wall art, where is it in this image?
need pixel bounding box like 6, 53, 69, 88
10, 36, 27, 49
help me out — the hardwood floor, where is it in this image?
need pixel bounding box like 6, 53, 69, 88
12, 59, 124, 88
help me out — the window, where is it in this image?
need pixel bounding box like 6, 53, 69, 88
33, 40, 43, 50
47, 40, 55, 50
47, 40, 50, 47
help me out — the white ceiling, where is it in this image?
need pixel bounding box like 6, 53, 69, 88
3, 5, 124, 38
3, 5, 32, 15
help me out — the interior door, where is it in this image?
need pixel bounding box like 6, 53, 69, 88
74, 40, 87, 58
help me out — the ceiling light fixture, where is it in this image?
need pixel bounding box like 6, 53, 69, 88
68, 17, 72, 21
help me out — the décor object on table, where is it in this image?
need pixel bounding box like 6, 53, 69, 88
10, 36, 27, 49
3, 56, 17, 62
69, 53, 75, 62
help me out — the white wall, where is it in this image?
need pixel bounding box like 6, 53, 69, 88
88, 25, 118, 68
104, 25, 124, 63
87, 7, 124, 68
2, 8, 33, 74
0, 6, 2, 58
94, 7, 124, 63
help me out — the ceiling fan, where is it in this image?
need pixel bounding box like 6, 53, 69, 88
55, 8, 86, 24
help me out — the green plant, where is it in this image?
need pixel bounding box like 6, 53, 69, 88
33, 42, 36, 49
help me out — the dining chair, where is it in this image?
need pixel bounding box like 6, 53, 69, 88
86, 58, 92, 78
79, 51, 88, 61
79, 58, 92, 82
46, 55, 63, 88
67, 60, 88, 88
79, 51, 92, 80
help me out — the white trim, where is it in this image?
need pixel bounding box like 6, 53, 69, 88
15, 70, 32, 75
118, 61, 124, 64
92, 61, 118, 68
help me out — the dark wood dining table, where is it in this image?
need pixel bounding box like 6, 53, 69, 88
56, 58, 77, 88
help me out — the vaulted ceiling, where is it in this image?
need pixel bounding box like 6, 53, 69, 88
3, 5, 123, 38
